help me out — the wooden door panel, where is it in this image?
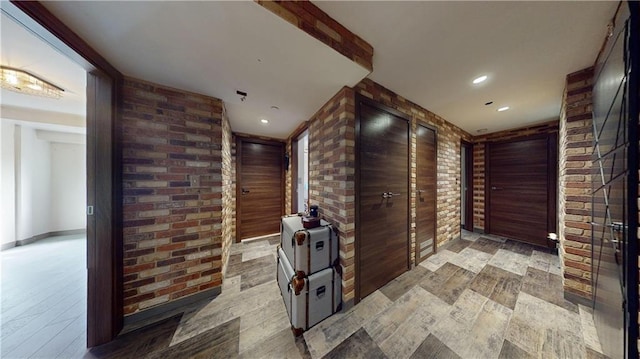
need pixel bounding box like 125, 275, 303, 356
237, 139, 283, 240
416, 125, 436, 263
487, 136, 553, 246
357, 100, 409, 300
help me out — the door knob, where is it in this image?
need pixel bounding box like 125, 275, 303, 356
242, 188, 250, 195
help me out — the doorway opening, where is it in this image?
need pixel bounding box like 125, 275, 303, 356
292, 129, 309, 214
2, 1, 123, 349
0, 11, 89, 358
461, 141, 473, 231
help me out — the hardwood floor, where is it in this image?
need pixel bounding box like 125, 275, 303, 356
1, 234, 87, 358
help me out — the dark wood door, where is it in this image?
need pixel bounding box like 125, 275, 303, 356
236, 137, 284, 241
486, 135, 557, 247
357, 98, 409, 301
415, 124, 436, 263
461, 141, 473, 231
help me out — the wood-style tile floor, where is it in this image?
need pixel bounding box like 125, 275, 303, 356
25, 232, 609, 358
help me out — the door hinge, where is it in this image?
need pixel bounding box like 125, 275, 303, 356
87, 206, 94, 216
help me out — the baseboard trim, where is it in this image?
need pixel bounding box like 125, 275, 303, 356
1, 242, 16, 251
341, 298, 354, 312
15, 228, 86, 247
564, 291, 592, 308
122, 286, 221, 333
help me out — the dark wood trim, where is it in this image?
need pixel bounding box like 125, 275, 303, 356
122, 286, 221, 331
8, 1, 121, 79
484, 132, 558, 245
235, 136, 244, 243
235, 136, 285, 242
547, 133, 558, 236
484, 142, 491, 234
461, 140, 473, 232
5, 1, 124, 347
354, 93, 411, 304
354, 95, 362, 305
288, 121, 309, 142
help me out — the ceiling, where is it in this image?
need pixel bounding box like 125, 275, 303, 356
39, 1, 369, 139
0, 12, 86, 127
3, 1, 618, 138
315, 1, 617, 134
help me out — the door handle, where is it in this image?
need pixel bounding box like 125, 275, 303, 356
491, 186, 502, 190
242, 188, 250, 195
382, 192, 400, 198
416, 189, 424, 194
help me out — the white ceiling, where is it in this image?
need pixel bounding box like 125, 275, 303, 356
3, 1, 618, 138
314, 1, 617, 134
0, 12, 86, 125
39, 1, 369, 139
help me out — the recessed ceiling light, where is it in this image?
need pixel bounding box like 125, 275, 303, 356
261, 119, 269, 124
497, 106, 510, 112
270, 106, 279, 110
473, 75, 488, 84
477, 128, 488, 133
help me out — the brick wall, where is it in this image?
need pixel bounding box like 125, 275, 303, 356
559, 67, 594, 300
121, 77, 224, 315
302, 79, 471, 304
256, 0, 373, 71
221, 106, 233, 276
307, 86, 357, 304
471, 121, 560, 232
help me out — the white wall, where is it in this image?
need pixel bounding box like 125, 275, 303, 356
16, 125, 52, 241
0, 121, 16, 247
49, 142, 86, 231
1, 121, 86, 247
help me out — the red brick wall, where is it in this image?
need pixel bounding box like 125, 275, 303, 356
472, 121, 560, 232
559, 67, 594, 299
121, 77, 224, 315
256, 0, 373, 71
307, 86, 357, 303
303, 79, 472, 305
221, 106, 233, 276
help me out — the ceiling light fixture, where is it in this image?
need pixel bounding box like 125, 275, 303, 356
472, 75, 488, 84
497, 106, 510, 112
261, 119, 269, 124
1, 66, 64, 99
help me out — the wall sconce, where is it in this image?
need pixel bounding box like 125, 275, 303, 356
1, 66, 64, 99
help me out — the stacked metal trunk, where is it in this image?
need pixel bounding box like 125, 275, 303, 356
277, 215, 341, 336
